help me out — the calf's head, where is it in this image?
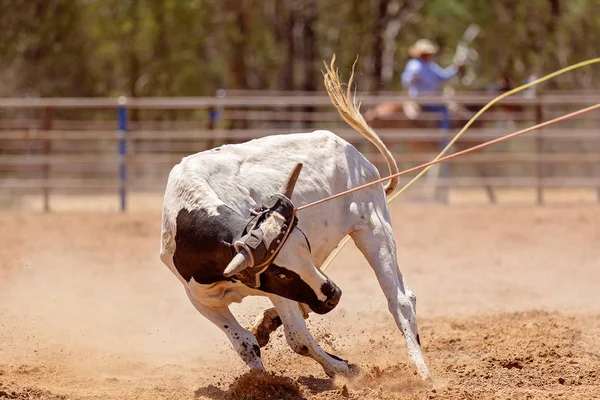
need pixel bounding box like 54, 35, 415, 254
223, 163, 341, 314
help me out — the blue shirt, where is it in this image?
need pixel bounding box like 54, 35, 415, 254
401, 58, 458, 97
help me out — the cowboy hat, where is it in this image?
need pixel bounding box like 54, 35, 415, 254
408, 39, 439, 58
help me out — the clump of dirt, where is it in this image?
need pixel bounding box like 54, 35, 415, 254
0, 385, 65, 400
334, 364, 427, 400
223, 370, 306, 400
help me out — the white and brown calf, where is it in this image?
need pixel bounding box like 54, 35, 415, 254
159, 60, 430, 379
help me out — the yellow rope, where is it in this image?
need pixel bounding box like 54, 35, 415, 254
321, 57, 600, 272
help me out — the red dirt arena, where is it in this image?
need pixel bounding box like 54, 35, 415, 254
1, 199, 599, 399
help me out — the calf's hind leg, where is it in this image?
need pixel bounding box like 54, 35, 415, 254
349, 206, 430, 380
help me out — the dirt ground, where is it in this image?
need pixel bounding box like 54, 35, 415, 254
1, 202, 599, 399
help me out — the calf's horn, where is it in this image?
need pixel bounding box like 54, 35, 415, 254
224, 250, 250, 277
279, 163, 303, 199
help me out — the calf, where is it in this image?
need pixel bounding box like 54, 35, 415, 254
159, 58, 430, 379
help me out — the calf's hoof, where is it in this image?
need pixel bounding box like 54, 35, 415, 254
249, 308, 282, 348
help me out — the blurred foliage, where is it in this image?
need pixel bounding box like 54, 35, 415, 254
0, 0, 599, 97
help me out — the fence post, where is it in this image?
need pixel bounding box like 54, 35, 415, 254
117, 96, 128, 212
42, 107, 53, 212
597, 126, 600, 203
439, 106, 452, 204
211, 89, 226, 149
207, 102, 218, 150
534, 101, 544, 205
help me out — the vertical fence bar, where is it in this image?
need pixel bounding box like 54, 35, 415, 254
214, 89, 226, 149
439, 106, 452, 204
117, 96, 128, 212
207, 105, 217, 150
42, 107, 53, 212
534, 101, 544, 205
596, 113, 600, 203
597, 132, 600, 203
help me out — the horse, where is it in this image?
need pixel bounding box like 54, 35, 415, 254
363, 99, 503, 203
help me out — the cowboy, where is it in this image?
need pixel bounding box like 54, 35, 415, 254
401, 39, 463, 130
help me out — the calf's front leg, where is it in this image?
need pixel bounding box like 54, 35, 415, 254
250, 307, 282, 347
350, 207, 431, 380
268, 295, 349, 378
186, 289, 264, 371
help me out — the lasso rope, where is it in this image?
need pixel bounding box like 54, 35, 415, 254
312, 57, 600, 272
297, 102, 600, 212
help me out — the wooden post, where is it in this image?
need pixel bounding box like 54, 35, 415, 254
214, 89, 227, 148
534, 101, 544, 205
117, 97, 128, 212
596, 112, 600, 203
439, 106, 452, 204
597, 125, 600, 203
207, 104, 218, 150
42, 107, 53, 212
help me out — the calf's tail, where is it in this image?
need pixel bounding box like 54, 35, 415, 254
323, 55, 399, 196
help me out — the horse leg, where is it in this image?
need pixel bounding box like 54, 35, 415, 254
476, 162, 496, 204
